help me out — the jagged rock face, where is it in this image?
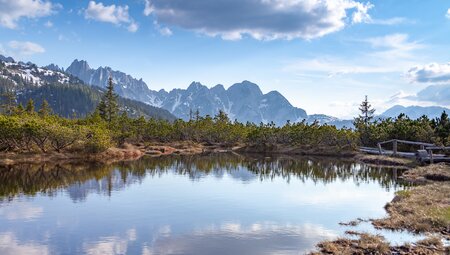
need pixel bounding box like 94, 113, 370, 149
66, 58, 310, 125
0, 55, 14, 63
66, 60, 162, 106
44, 64, 64, 72
1, 55, 354, 126
157, 81, 308, 125
0, 55, 176, 120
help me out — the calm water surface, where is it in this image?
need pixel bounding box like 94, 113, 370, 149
0, 154, 419, 254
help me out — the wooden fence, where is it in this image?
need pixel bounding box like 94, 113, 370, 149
360, 139, 450, 163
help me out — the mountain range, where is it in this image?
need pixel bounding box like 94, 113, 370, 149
380, 105, 449, 120
0, 56, 175, 120
2, 54, 449, 126
66, 60, 310, 125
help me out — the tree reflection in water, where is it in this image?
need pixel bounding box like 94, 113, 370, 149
0, 153, 406, 202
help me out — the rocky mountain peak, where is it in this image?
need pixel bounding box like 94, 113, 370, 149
62, 59, 322, 125
66, 59, 91, 78
187, 81, 208, 91
0, 54, 15, 63
228, 81, 263, 96
45, 64, 64, 72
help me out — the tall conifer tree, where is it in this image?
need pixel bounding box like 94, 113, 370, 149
98, 76, 119, 123
26, 99, 35, 114
38, 99, 52, 117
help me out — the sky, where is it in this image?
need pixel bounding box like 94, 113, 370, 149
0, 0, 449, 118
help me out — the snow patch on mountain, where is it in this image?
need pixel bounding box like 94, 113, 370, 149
0, 55, 77, 86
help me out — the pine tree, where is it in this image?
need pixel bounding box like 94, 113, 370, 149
97, 76, 119, 123
434, 111, 450, 145
358, 95, 375, 126
97, 100, 107, 118
195, 109, 200, 121
354, 95, 376, 146
26, 98, 35, 114
214, 110, 230, 123
38, 99, 52, 117
189, 108, 193, 121
0, 91, 16, 115
16, 103, 24, 115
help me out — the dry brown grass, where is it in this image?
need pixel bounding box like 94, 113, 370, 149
312, 164, 450, 254
145, 142, 206, 156
310, 233, 391, 255
144, 141, 241, 156
356, 154, 416, 167
392, 236, 449, 255
311, 233, 448, 255
237, 144, 357, 157
401, 163, 450, 183
372, 182, 450, 237
95, 146, 144, 162
0, 144, 146, 166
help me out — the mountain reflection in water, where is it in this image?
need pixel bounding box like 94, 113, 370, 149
0, 154, 404, 201
0, 154, 411, 255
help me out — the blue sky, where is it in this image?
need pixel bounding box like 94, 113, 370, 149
0, 0, 449, 118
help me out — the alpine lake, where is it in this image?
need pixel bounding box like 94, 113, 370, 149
0, 153, 426, 254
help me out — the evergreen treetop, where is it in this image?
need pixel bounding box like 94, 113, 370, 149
98, 76, 119, 123
26, 98, 35, 114
38, 99, 52, 117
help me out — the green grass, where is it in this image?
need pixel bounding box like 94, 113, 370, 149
395, 189, 411, 198
430, 206, 450, 223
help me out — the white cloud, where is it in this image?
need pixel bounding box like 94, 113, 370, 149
158, 26, 172, 36
153, 21, 172, 36
44, 20, 53, 28
142, 222, 337, 254
283, 34, 425, 77
0, 232, 49, 255
85, 1, 138, 32
145, 0, 374, 40
446, 9, 450, 19
368, 17, 411, 25
7, 41, 45, 55
0, 203, 43, 220
284, 34, 424, 79
387, 85, 450, 107
285, 57, 396, 77
143, 0, 154, 16
281, 33, 426, 118
83, 228, 137, 255
407, 63, 450, 84
127, 22, 139, 32
366, 34, 422, 51
415, 84, 450, 105
0, 0, 56, 29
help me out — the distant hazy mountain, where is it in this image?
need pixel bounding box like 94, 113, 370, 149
381, 105, 450, 119
306, 114, 354, 129
307, 114, 339, 125
0, 55, 175, 120
415, 85, 450, 105
66, 59, 308, 125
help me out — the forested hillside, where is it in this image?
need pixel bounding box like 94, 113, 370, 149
0, 57, 175, 120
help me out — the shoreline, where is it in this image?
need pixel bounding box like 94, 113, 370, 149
0, 142, 367, 167
1, 145, 448, 253
311, 163, 450, 254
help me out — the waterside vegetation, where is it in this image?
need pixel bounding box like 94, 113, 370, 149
311, 163, 450, 255
1, 81, 450, 160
